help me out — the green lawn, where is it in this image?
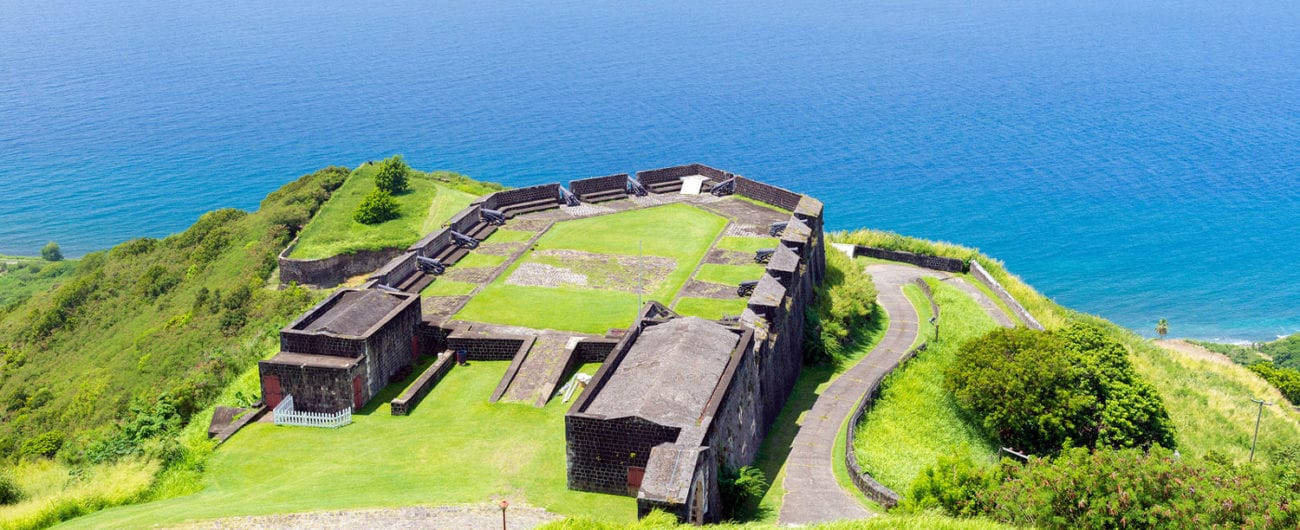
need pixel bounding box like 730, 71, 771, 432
695, 264, 767, 286
456, 252, 507, 269
716, 236, 779, 253
289, 165, 478, 259
672, 297, 748, 320
420, 279, 477, 297
64, 361, 632, 528
485, 229, 536, 243
455, 204, 727, 333
852, 280, 1000, 493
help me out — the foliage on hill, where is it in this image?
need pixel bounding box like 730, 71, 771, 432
1248, 362, 1300, 406
803, 246, 878, 365
373, 155, 410, 194
0, 166, 349, 464
946, 322, 1175, 455
0, 259, 77, 311
1195, 334, 1300, 370
352, 188, 400, 224
904, 445, 1300, 528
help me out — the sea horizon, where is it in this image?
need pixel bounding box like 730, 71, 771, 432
2, 0, 1297, 342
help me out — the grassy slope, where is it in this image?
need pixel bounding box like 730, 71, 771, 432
0, 259, 77, 310
716, 236, 779, 253
696, 264, 767, 286
66, 362, 632, 528
456, 204, 727, 333
288, 164, 481, 259
833, 229, 1300, 464
852, 280, 1000, 492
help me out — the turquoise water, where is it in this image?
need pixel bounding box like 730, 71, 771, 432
1, 0, 1297, 341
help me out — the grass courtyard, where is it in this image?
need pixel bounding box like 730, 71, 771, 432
455, 203, 728, 334
289, 164, 480, 259
64, 361, 630, 528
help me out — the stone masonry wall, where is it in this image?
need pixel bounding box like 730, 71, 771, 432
359, 300, 421, 400
446, 332, 528, 361
854, 245, 966, 273
701, 337, 763, 470
734, 176, 802, 212
565, 414, 682, 495
482, 183, 562, 210
258, 361, 361, 414
278, 238, 403, 288
569, 174, 629, 197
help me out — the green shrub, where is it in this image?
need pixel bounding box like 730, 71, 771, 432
110, 237, 157, 258
353, 188, 400, 224
41, 241, 63, 261
804, 247, 878, 364
900, 453, 1000, 517
0, 469, 21, 505
717, 465, 768, 521
374, 155, 410, 194
19, 430, 65, 459
28, 271, 100, 339
135, 265, 181, 300
946, 322, 1174, 454
1248, 362, 1300, 405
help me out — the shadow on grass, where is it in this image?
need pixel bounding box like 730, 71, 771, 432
355, 353, 442, 416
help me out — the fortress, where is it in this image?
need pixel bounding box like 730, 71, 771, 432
262, 164, 825, 522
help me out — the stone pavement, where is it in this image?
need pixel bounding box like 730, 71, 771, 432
776, 263, 1014, 525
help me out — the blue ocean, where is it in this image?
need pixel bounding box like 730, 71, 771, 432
1, 0, 1296, 341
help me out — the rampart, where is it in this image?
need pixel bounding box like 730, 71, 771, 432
970, 260, 1043, 330
849, 245, 967, 273
278, 238, 403, 289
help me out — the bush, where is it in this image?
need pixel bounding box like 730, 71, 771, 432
803, 247, 878, 364
41, 241, 63, 261
945, 322, 1174, 454
135, 265, 181, 300
353, 188, 400, 224
0, 470, 21, 505
373, 155, 410, 194
718, 465, 768, 521
19, 430, 65, 459
1249, 362, 1300, 405
900, 453, 1000, 517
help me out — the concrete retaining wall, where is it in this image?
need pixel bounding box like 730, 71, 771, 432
969, 260, 1043, 330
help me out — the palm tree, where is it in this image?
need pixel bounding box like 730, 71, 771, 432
1156, 318, 1169, 339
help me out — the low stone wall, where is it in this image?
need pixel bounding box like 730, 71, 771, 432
391, 352, 454, 416
482, 183, 562, 211
574, 338, 619, 363
278, 238, 403, 288
851, 245, 966, 273
446, 330, 533, 361
734, 176, 802, 212
635, 163, 730, 189
445, 204, 483, 234
368, 251, 418, 287
969, 260, 1044, 330
570, 174, 629, 198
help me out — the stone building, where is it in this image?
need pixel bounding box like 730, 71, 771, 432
259, 288, 421, 413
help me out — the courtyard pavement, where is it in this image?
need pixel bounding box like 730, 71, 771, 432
776, 263, 1013, 525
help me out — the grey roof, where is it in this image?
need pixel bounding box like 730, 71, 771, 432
584, 317, 739, 428
794, 195, 823, 218
265, 351, 360, 370
638, 444, 708, 503
748, 274, 786, 307
301, 290, 405, 336
766, 245, 801, 273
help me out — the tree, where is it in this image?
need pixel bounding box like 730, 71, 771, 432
353, 189, 400, 224
374, 156, 410, 194
41, 241, 62, 261
1155, 318, 1168, 339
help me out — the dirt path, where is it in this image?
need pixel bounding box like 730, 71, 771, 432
776, 263, 1015, 525
1155, 339, 1235, 366
172, 503, 558, 529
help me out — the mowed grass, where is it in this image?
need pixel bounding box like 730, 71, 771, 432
456, 204, 727, 333
289, 165, 478, 259
64, 362, 632, 528
456, 252, 507, 269
673, 297, 748, 320
716, 236, 779, 253
485, 229, 535, 243
420, 279, 477, 296
695, 263, 766, 286
853, 279, 1000, 493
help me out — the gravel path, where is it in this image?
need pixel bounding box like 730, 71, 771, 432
173, 504, 559, 530
777, 263, 1015, 525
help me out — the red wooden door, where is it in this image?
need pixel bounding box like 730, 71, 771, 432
627, 466, 645, 495
263, 375, 283, 408
352, 376, 364, 410
411, 335, 420, 361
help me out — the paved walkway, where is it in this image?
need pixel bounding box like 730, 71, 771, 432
777, 263, 1013, 525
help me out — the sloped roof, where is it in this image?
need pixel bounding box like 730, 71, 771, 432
766, 245, 801, 273
779, 218, 811, 244
748, 274, 786, 307
584, 317, 739, 428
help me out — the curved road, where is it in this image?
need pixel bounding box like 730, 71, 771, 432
777, 263, 1014, 525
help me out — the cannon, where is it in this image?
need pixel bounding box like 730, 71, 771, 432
374, 283, 402, 293
558, 187, 580, 207
769, 221, 788, 237
627, 179, 648, 197
416, 256, 446, 275
754, 248, 776, 264
710, 177, 735, 196
737, 280, 758, 297
450, 230, 479, 249
481, 208, 506, 226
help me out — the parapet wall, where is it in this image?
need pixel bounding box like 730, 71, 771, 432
278, 238, 403, 289
445, 329, 533, 361
636, 163, 733, 188
969, 260, 1043, 330
570, 174, 629, 197
734, 176, 802, 212
481, 183, 562, 210
851, 245, 966, 273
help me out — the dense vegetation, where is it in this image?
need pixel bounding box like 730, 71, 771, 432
1193, 335, 1300, 407
803, 246, 878, 365
905, 445, 1300, 528
39, 243, 62, 263
0, 166, 351, 527
946, 322, 1175, 454
0, 259, 77, 311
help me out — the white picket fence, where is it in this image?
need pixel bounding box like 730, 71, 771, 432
272, 395, 352, 428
